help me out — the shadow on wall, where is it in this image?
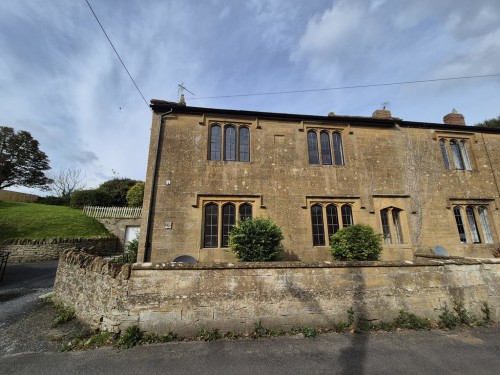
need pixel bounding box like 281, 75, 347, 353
339, 269, 368, 375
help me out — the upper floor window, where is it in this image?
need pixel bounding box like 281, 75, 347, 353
209, 123, 250, 162
203, 201, 253, 248
307, 130, 344, 166
380, 207, 405, 244
311, 203, 353, 246
439, 138, 472, 170
453, 205, 494, 244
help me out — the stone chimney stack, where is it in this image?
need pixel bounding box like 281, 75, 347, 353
372, 108, 392, 119
178, 94, 186, 106
443, 109, 465, 126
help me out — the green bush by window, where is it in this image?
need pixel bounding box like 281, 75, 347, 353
330, 224, 383, 261
228, 217, 283, 262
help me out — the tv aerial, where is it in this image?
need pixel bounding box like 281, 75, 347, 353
178, 83, 195, 100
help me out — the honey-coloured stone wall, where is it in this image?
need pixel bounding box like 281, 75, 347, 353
139, 103, 500, 263
54, 250, 500, 336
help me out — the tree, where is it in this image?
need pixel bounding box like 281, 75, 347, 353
0, 126, 52, 190
126, 182, 144, 207
330, 224, 383, 261
475, 115, 500, 128
48, 168, 86, 197
228, 217, 284, 261
70, 189, 112, 208
98, 178, 139, 206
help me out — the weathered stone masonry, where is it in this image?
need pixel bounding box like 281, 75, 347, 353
1, 237, 117, 262
139, 101, 500, 264
54, 250, 500, 335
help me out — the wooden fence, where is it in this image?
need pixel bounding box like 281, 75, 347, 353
0, 190, 39, 203
83, 206, 142, 218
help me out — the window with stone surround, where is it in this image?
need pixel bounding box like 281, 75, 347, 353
380, 207, 405, 244
310, 202, 353, 246
203, 200, 254, 248
307, 130, 344, 166
453, 205, 494, 244
209, 123, 250, 162
439, 138, 472, 170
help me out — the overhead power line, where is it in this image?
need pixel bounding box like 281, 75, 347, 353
188, 73, 500, 100
84, 0, 150, 109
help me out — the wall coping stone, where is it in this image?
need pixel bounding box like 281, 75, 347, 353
131, 257, 499, 271
0, 237, 115, 246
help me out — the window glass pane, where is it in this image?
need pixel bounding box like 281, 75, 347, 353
204, 204, 218, 247
307, 131, 320, 164
333, 133, 344, 166
450, 140, 464, 170
460, 141, 472, 170
311, 205, 325, 246
320, 132, 332, 165
465, 206, 481, 243
326, 205, 340, 241
225, 126, 236, 161
239, 127, 250, 162
341, 205, 353, 227
439, 139, 450, 169
392, 209, 404, 244
453, 207, 468, 243
478, 207, 494, 244
222, 204, 236, 247
239, 203, 252, 221
380, 209, 392, 244
209, 125, 221, 160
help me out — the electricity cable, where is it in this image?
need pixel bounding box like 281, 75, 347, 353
84, 0, 150, 109
188, 73, 500, 100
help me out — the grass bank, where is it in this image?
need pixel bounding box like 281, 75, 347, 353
0, 201, 112, 241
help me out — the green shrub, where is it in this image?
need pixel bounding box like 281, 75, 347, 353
52, 303, 75, 327
126, 182, 144, 207
124, 237, 138, 263
228, 217, 283, 262
98, 178, 139, 207
38, 195, 71, 206
438, 303, 460, 329
330, 224, 383, 261
70, 189, 112, 208
115, 325, 142, 349
393, 309, 431, 330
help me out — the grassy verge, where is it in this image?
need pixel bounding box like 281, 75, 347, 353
0, 201, 112, 240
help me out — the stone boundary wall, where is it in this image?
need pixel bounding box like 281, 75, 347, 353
0, 190, 39, 203
94, 218, 141, 252
0, 237, 118, 262
54, 250, 500, 335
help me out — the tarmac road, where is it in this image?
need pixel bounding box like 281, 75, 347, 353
1, 261, 499, 375
0, 260, 58, 329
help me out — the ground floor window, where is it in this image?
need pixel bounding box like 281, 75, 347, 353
203, 202, 253, 248
311, 203, 353, 246
453, 205, 494, 244
380, 207, 405, 244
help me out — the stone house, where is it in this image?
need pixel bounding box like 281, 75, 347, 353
138, 100, 499, 263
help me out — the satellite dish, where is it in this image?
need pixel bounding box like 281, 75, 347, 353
172, 255, 198, 264
433, 246, 448, 256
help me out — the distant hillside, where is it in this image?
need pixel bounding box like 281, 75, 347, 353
0, 201, 112, 241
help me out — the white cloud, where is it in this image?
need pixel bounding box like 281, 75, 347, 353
1, 0, 499, 195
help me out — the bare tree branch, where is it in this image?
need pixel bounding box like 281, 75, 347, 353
48, 168, 87, 197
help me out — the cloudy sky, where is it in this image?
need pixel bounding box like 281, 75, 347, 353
1, 0, 499, 195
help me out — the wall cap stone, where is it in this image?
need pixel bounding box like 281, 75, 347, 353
131, 257, 499, 271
